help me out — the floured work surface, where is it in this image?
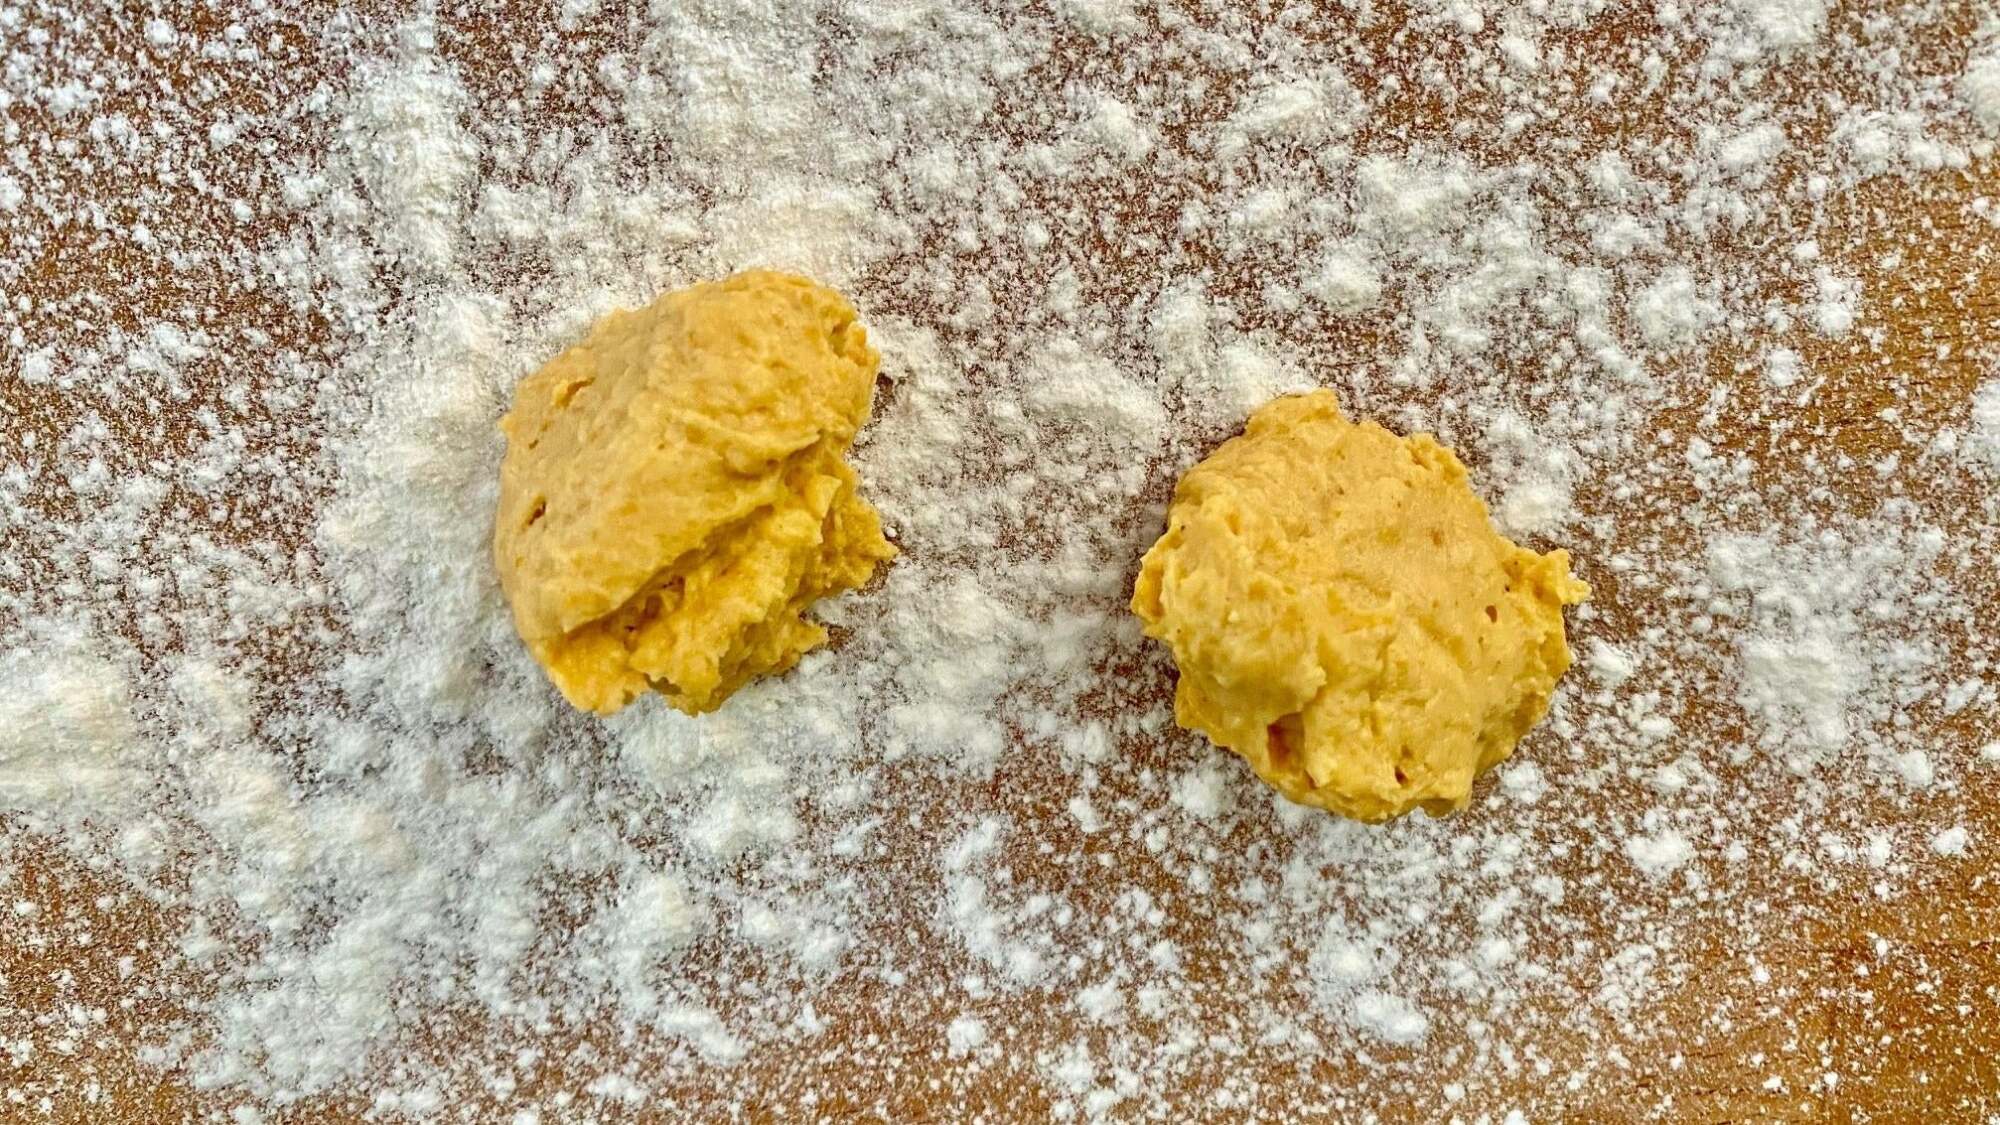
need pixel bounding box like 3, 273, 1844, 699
2, 2, 1997, 1121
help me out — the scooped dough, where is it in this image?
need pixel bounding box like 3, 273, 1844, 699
1131, 391, 1588, 822
494, 270, 895, 716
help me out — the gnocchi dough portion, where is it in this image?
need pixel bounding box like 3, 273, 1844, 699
494, 270, 894, 715
1132, 391, 1588, 822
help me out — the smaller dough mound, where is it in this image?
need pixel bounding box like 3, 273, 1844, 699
494, 270, 895, 715
1132, 391, 1588, 822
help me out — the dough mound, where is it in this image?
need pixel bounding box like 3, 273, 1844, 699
1132, 391, 1588, 822
494, 270, 895, 716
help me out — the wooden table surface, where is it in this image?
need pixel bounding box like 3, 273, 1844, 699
3, 1, 1998, 1121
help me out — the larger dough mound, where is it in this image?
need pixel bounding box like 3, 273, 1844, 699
1132, 391, 1588, 822
494, 270, 895, 716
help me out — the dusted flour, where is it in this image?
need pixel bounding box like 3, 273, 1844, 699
2, 0, 1997, 1120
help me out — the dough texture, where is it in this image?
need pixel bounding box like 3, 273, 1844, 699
494, 270, 895, 716
1132, 391, 1588, 822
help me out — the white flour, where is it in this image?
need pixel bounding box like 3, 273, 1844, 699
2, 0, 1996, 1120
